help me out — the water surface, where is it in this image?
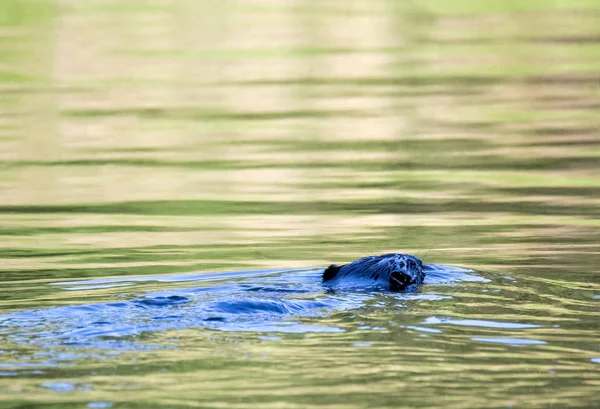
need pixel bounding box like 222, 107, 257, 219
1, 0, 599, 408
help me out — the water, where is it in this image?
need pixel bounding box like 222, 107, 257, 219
1, 0, 600, 408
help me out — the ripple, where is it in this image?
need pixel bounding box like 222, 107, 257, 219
258, 335, 282, 341
422, 316, 541, 329
0, 362, 59, 369
423, 264, 489, 284
133, 295, 190, 307
406, 325, 442, 334
88, 402, 113, 409
471, 337, 547, 346
50, 268, 311, 287
219, 322, 345, 333
40, 382, 92, 392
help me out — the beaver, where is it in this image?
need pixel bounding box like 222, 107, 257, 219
322, 253, 425, 292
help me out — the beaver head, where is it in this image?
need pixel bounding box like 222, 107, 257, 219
322, 253, 425, 292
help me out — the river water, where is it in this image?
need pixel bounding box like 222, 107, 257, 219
1, 1, 599, 408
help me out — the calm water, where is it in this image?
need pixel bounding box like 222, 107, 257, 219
1, 1, 600, 408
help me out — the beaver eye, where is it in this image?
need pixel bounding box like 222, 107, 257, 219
408, 260, 416, 270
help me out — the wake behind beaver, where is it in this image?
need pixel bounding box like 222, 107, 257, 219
0, 257, 483, 356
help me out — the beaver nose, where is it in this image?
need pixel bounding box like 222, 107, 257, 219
389, 271, 412, 292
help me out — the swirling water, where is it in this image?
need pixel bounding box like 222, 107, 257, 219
1, 0, 600, 408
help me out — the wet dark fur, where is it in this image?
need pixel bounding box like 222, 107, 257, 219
322, 253, 425, 292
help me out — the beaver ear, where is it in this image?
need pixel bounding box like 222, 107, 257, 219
322, 264, 341, 282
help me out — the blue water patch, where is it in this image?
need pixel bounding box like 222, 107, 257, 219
421, 316, 541, 329
40, 382, 93, 393
133, 295, 190, 307
0, 264, 491, 359
406, 325, 442, 334
88, 402, 113, 408
423, 264, 488, 283
471, 338, 547, 346
219, 321, 345, 334
0, 362, 59, 369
